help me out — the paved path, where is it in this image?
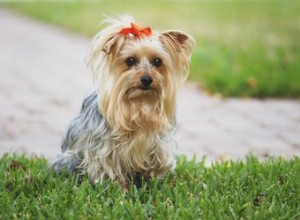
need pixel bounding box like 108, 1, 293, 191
1, 9, 300, 163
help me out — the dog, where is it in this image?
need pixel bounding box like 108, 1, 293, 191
51, 15, 194, 186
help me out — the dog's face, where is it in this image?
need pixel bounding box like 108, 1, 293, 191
111, 38, 170, 103
87, 16, 194, 133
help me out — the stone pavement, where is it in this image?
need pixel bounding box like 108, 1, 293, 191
1, 8, 300, 163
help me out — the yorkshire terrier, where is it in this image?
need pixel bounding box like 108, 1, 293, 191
51, 15, 194, 186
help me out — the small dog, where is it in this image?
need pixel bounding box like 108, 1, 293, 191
51, 16, 194, 186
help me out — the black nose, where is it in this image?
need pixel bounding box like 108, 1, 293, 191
140, 76, 153, 87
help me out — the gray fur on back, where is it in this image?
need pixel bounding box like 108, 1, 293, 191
51, 92, 109, 173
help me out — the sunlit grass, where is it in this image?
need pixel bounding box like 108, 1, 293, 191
0, 154, 299, 219
4, 0, 300, 98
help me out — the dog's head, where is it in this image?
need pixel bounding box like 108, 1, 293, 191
87, 16, 194, 133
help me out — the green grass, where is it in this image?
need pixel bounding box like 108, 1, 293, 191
3, 0, 300, 98
1, 154, 299, 219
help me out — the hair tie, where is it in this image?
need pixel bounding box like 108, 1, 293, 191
119, 23, 152, 37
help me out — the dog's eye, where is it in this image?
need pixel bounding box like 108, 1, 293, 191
152, 58, 162, 67
125, 57, 136, 67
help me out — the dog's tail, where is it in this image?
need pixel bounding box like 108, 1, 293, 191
49, 151, 81, 173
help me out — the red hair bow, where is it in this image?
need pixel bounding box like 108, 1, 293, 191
119, 23, 152, 37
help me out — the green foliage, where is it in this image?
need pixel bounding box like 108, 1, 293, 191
0, 154, 299, 219
4, 0, 300, 98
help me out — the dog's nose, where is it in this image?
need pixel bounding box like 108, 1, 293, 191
140, 76, 153, 87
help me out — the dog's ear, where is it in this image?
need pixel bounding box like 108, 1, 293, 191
87, 33, 125, 72
159, 31, 194, 55
159, 31, 195, 79
102, 35, 124, 55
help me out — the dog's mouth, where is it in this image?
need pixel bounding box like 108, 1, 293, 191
138, 85, 153, 91
127, 86, 160, 100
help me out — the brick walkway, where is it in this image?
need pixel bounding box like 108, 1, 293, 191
1, 8, 300, 163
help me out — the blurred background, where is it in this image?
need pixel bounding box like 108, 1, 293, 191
4, 0, 300, 98
5, 0, 300, 98
1, 0, 300, 162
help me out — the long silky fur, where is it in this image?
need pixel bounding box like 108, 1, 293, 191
51, 15, 194, 185
52, 92, 177, 184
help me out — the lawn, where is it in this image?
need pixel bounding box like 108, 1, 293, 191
0, 154, 299, 219
4, 0, 300, 98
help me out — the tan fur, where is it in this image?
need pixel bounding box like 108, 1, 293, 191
82, 15, 194, 184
